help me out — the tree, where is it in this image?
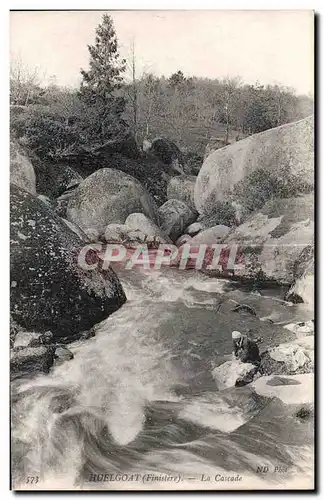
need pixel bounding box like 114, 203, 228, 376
80, 14, 127, 141
10, 58, 43, 106
80, 14, 126, 97
217, 76, 242, 143
123, 39, 139, 140
130, 40, 138, 140
168, 70, 186, 89
141, 72, 160, 139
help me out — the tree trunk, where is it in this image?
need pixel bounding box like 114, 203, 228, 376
131, 40, 138, 141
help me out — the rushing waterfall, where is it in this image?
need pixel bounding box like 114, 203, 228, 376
11, 267, 314, 490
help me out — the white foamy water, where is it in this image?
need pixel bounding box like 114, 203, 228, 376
11, 267, 314, 490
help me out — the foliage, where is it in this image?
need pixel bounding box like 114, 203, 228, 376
80, 14, 126, 97
200, 201, 237, 227
10, 58, 44, 106
182, 151, 204, 175
232, 168, 313, 213
10, 108, 79, 158
79, 14, 127, 143
10, 15, 130, 158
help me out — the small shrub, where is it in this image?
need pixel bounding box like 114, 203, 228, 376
183, 151, 204, 174
200, 201, 237, 226
232, 168, 313, 213
10, 109, 80, 158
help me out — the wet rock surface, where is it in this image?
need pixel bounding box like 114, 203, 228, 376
54, 346, 74, 366
231, 304, 257, 316
251, 374, 314, 405
10, 320, 96, 378
11, 345, 56, 377
13, 330, 54, 348
212, 359, 258, 390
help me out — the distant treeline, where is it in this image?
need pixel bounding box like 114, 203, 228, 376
123, 71, 314, 151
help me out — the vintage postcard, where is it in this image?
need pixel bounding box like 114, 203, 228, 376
10, 9, 314, 491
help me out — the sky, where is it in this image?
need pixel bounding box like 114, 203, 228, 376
10, 10, 314, 95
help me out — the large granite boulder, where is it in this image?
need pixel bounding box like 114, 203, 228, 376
167, 175, 197, 211
223, 194, 314, 285
10, 139, 36, 194
66, 168, 159, 239
125, 213, 172, 244
195, 116, 314, 217
10, 184, 126, 339
158, 199, 198, 242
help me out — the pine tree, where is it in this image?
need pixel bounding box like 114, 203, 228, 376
168, 70, 186, 89
80, 14, 127, 142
